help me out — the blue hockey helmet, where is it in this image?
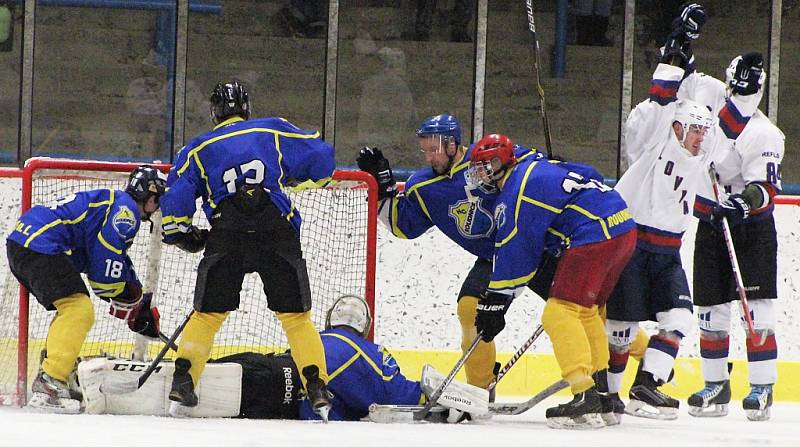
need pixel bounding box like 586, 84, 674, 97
416, 113, 462, 145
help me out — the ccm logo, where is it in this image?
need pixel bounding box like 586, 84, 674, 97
112, 363, 162, 373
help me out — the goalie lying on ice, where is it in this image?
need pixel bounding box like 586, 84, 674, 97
77, 296, 489, 422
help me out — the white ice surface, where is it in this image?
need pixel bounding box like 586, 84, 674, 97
1, 398, 798, 447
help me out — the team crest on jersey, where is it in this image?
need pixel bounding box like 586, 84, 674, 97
448, 199, 494, 239
112, 206, 137, 238
494, 203, 507, 229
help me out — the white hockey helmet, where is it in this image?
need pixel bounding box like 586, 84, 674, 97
673, 99, 714, 146
325, 295, 372, 337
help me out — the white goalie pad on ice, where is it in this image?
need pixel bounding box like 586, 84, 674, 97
420, 364, 489, 416
77, 357, 242, 417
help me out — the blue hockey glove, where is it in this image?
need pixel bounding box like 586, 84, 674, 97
728, 52, 765, 96
672, 3, 707, 40
712, 194, 750, 228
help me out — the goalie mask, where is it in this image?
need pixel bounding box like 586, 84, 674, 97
210, 81, 251, 125
467, 134, 517, 193
325, 295, 372, 338
672, 99, 713, 152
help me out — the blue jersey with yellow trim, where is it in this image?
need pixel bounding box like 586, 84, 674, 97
160, 116, 335, 238
299, 328, 421, 421
386, 146, 600, 260
488, 158, 635, 295
6, 189, 142, 299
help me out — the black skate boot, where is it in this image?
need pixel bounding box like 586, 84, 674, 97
627, 368, 679, 420
593, 369, 624, 426
302, 365, 332, 422
545, 386, 605, 429
742, 384, 773, 421
688, 380, 731, 417
28, 371, 81, 414
168, 358, 198, 417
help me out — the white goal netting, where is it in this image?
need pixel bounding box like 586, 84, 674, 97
0, 159, 376, 405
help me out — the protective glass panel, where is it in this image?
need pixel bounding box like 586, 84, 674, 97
485, 0, 622, 177
631, 1, 770, 138
779, 3, 798, 184
0, 1, 20, 164
32, 2, 175, 162
185, 0, 326, 146
335, 0, 476, 172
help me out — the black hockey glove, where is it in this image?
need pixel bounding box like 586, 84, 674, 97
672, 3, 707, 41
169, 226, 209, 254
356, 146, 397, 200
128, 292, 161, 340
729, 52, 764, 96
660, 30, 689, 69
712, 194, 750, 228
475, 292, 512, 342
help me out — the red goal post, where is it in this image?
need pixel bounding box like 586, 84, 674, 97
0, 158, 377, 406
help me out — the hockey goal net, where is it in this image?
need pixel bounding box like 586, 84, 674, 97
0, 158, 377, 406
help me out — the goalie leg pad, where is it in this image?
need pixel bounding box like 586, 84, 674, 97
78, 358, 242, 417
420, 364, 489, 416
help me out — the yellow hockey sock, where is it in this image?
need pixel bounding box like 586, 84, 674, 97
542, 298, 594, 394
579, 305, 610, 374
277, 311, 329, 386
176, 311, 227, 386
43, 293, 94, 382
629, 327, 650, 362
458, 296, 497, 388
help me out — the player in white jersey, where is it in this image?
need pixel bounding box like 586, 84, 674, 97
678, 55, 785, 422
603, 27, 764, 421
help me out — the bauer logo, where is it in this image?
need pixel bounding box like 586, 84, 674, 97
112, 206, 137, 238
448, 199, 494, 239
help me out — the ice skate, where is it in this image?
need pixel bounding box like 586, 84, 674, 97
688, 380, 730, 417
742, 384, 772, 421
545, 387, 605, 429
627, 369, 679, 420
27, 371, 82, 414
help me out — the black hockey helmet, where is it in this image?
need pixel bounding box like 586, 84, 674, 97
210, 81, 251, 124
126, 165, 166, 204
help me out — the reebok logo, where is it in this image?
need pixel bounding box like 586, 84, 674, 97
283, 367, 294, 405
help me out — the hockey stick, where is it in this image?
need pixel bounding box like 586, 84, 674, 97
488, 324, 544, 391
158, 331, 179, 352
412, 333, 483, 421
489, 379, 569, 415
707, 164, 762, 345
101, 311, 193, 394
524, 0, 554, 158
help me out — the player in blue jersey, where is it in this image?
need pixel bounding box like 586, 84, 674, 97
81, 295, 487, 422
467, 134, 637, 429
6, 165, 166, 413
357, 114, 650, 420
159, 81, 334, 420
357, 114, 552, 399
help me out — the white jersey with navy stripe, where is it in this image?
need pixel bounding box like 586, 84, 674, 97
618, 64, 761, 246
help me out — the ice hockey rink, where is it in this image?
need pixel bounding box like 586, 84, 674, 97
2, 399, 799, 447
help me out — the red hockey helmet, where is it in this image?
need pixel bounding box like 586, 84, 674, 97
468, 134, 517, 192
